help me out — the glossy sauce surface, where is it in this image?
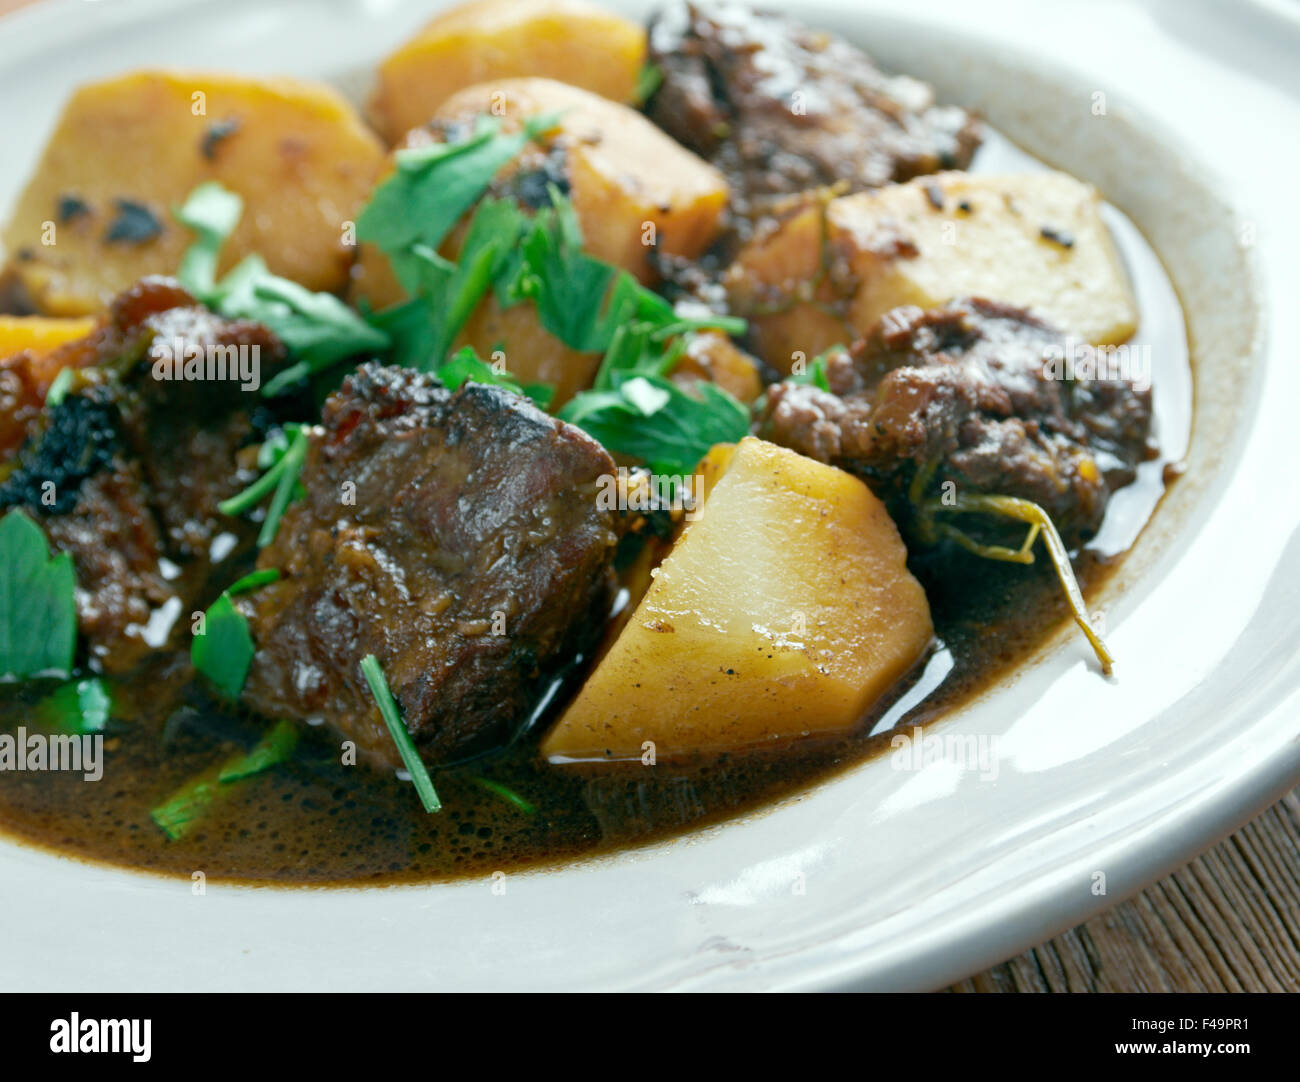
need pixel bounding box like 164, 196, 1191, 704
0, 129, 1193, 885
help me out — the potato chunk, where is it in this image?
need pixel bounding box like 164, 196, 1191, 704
727, 171, 1138, 373
368, 0, 646, 144
541, 437, 933, 762
2, 70, 384, 315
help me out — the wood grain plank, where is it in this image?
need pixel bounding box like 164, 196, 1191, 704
950, 787, 1300, 992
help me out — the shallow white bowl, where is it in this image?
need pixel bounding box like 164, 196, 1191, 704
0, 0, 1297, 991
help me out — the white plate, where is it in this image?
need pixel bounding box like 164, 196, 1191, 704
0, 0, 1297, 992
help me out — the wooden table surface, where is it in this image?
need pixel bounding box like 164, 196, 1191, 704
950, 788, 1300, 992
3, 0, 1299, 994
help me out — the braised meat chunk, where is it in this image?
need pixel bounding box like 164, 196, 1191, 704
238, 364, 620, 769
0, 277, 286, 671
645, 1, 982, 232
757, 298, 1156, 546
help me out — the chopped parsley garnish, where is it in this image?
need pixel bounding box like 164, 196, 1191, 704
174, 112, 753, 483
191, 592, 253, 700
435, 346, 553, 409
357, 113, 561, 293
786, 349, 834, 392
473, 776, 537, 817
0, 509, 77, 679
216, 423, 309, 546
150, 718, 298, 840
190, 570, 278, 701
560, 373, 750, 476
174, 183, 390, 395
353, 123, 744, 411
360, 653, 441, 813
36, 677, 113, 735
633, 63, 664, 106
44, 367, 75, 407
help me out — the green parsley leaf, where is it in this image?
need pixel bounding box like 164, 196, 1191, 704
44, 367, 75, 408
217, 424, 309, 546
435, 346, 553, 408
515, 195, 647, 353
0, 509, 77, 679
191, 592, 254, 700
633, 63, 664, 106
151, 718, 299, 840
356, 112, 561, 280
174, 181, 244, 296
360, 653, 441, 813
560, 372, 750, 476
473, 776, 537, 816
786, 349, 834, 392
36, 677, 113, 735
217, 718, 299, 783
375, 198, 529, 369
189, 569, 280, 701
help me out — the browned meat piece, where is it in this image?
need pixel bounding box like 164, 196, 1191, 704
645, 1, 981, 235
756, 299, 1156, 545
239, 364, 620, 769
0, 277, 286, 671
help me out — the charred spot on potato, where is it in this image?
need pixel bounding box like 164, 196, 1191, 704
1040, 225, 1075, 248
103, 199, 163, 245
56, 194, 90, 222
497, 146, 571, 209
200, 117, 241, 160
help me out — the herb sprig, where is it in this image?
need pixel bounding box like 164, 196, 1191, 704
150, 718, 299, 840
360, 654, 441, 813
190, 568, 280, 700
216, 424, 310, 546
0, 509, 77, 679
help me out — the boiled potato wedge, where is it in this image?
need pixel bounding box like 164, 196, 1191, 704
2, 70, 385, 315
727, 171, 1138, 373
368, 0, 646, 144
541, 437, 933, 762
353, 77, 729, 405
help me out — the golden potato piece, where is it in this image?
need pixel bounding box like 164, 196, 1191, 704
368, 0, 646, 144
541, 437, 933, 762
727, 171, 1138, 373
2, 70, 385, 315
0, 316, 95, 362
